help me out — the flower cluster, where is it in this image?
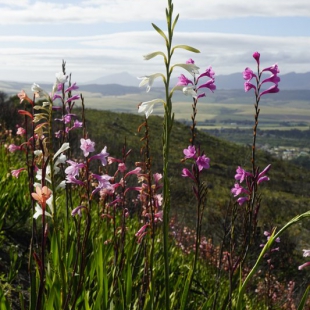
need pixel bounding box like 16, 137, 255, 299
176, 58, 216, 100
231, 164, 271, 206
52, 74, 82, 138
182, 145, 210, 181
243, 52, 280, 99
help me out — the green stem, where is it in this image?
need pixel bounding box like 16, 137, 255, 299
237, 211, 310, 309
162, 2, 174, 308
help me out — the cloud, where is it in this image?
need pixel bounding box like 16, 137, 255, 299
0, 0, 310, 24
0, 31, 309, 83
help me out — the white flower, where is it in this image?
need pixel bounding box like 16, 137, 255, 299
53, 142, 70, 161
183, 86, 197, 98
33, 204, 52, 219
31, 83, 49, 99
138, 99, 165, 119
303, 249, 310, 257
138, 73, 165, 92
172, 63, 200, 77
55, 72, 68, 84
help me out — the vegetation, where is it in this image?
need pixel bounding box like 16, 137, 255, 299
1, 1, 310, 309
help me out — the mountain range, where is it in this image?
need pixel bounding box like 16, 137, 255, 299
0, 72, 309, 100
87, 71, 310, 90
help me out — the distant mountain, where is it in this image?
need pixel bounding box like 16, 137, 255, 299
87, 71, 310, 90
1, 71, 309, 100
87, 72, 139, 87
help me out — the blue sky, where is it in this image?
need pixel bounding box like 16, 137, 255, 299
0, 0, 310, 84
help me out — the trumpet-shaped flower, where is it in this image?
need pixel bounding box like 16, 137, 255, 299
231, 183, 248, 197
176, 74, 193, 86
237, 196, 249, 206
90, 146, 109, 166
183, 145, 196, 159
259, 84, 279, 98
138, 99, 164, 119
31, 83, 49, 99
66, 175, 84, 186
80, 138, 95, 157
138, 73, 164, 92
31, 186, 52, 206
173, 63, 200, 77
8, 144, 21, 152
16, 127, 26, 135
235, 166, 249, 183
196, 66, 215, 83
55, 72, 68, 84
33, 204, 52, 219
196, 155, 210, 171
92, 173, 112, 195
262, 63, 279, 75
298, 249, 310, 270
197, 79, 216, 93
243, 67, 257, 81
17, 90, 33, 104
182, 86, 197, 98
65, 82, 79, 93
53, 142, 70, 161
260, 74, 280, 86
181, 168, 195, 181
71, 205, 86, 217
65, 160, 86, 177
244, 82, 257, 92
11, 167, 26, 178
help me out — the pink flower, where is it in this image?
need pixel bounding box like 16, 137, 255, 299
65, 160, 85, 177
11, 167, 26, 178
244, 81, 257, 92
118, 163, 127, 172
260, 74, 280, 86
17, 90, 33, 104
80, 138, 95, 157
231, 183, 248, 197
91, 173, 112, 195
186, 58, 195, 64
298, 250, 310, 270
176, 74, 193, 86
8, 144, 21, 152
90, 146, 109, 165
124, 167, 142, 178
298, 262, 310, 270
196, 155, 210, 171
243, 67, 257, 81
197, 79, 216, 93
259, 84, 279, 98
183, 145, 196, 159
181, 168, 195, 181
197, 66, 215, 83
237, 196, 249, 206
66, 175, 84, 186
16, 127, 26, 135
253, 52, 260, 65
71, 205, 86, 217
235, 166, 249, 183
31, 186, 52, 207
262, 63, 279, 75
66, 94, 80, 103
65, 82, 79, 93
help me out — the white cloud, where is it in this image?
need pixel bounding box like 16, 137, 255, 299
0, 31, 309, 83
0, 0, 310, 24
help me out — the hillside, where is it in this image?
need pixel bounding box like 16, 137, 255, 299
82, 109, 310, 238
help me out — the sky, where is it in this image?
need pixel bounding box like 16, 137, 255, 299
0, 0, 310, 84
